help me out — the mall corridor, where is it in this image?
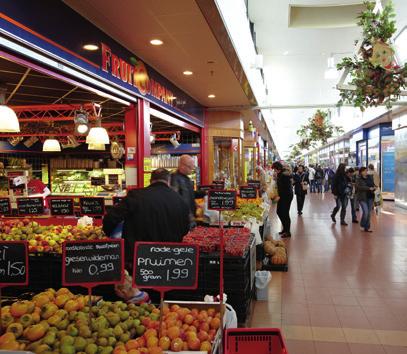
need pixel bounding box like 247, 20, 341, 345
252, 194, 407, 354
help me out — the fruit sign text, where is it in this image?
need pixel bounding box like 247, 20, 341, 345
0, 198, 11, 216
133, 242, 199, 290
247, 180, 261, 189
208, 190, 237, 211
49, 198, 74, 216
16, 197, 44, 216
62, 239, 124, 287
0, 241, 29, 286
79, 197, 105, 216
239, 186, 258, 199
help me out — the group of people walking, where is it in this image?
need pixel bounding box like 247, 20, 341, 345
269, 161, 380, 238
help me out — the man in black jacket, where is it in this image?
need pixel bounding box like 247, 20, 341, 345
330, 163, 349, 225
171, 155, 205, 228
103, 168, 190, 266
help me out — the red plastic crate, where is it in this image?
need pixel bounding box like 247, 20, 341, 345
224, 328, 288, 354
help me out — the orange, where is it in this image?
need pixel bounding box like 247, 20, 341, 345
184, 314, 194, 325
210, 317, 220, 330
144, 328, 157, 339
187, 337, 201, 350
148, 346, 163, 354
126, 339, 140, 351
200, 340, 212, 352
146, 336, 158, 348
158, 336, 170, 350
167, 326, 180, 340
128, 350, 141, 354
170, 338, 183, 352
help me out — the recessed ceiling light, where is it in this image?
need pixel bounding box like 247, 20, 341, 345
150, 39, 163, 46
208, 94, 216, 98
183, 70, 193, 76
83, 44, 99, 51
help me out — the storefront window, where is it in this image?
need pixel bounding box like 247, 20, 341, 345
213, 137, 239, 187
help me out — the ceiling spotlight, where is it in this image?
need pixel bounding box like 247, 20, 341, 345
74, 110, 89, 135
208, 94, 216, 98
170, 134, 180, 148
150, 39, 163, 46
183, 70, 193, 76
83, 44, 99, 51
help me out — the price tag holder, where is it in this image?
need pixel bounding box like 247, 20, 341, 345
133, 242, 199, 291
208, 190, 237, 211
0, 198, 11, 216
91, 177, 105, 186
247, 180, 261, 189
0, 241, 29, 286
79, 197, 105, 216
17, 197, 44, 216
62, 239, 124, 287
49, 197, 74, 216
239, 186, 257, 199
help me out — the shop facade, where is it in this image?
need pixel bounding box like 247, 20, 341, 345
0, 1, 206, 206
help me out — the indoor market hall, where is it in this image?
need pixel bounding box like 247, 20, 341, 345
0, 1, 407, 354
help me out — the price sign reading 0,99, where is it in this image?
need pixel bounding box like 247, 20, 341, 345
133, 242, 199, 290
62, 239, 124, 287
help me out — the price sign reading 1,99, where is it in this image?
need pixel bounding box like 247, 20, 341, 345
133, 242, 199, 290
62, 239, 124, 287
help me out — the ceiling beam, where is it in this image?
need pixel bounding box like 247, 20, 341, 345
5, 68, 30, 104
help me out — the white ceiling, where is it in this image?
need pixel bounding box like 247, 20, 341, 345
249, 0, 407, 158
64, 0, 251, 108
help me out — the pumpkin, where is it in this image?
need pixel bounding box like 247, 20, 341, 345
271, 253, 287, 265
264, 241, 276, 255
274, 240, 286, 248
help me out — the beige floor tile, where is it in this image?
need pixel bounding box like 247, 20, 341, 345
312, 326, 346, 342
343, 328, 380, 344
283, 325, 313, 341
375, 330, 407, 346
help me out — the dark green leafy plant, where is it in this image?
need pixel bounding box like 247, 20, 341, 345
337, 0, 407, 111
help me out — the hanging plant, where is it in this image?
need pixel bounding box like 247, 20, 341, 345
337, 0, 407, 111
288, 110, 343, 159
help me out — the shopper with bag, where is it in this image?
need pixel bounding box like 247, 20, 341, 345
357, 167, 376, 232
330, 163, 350, 225
272, 161, 293, 238
293, 165, 309, 216
347, 168, 359, 223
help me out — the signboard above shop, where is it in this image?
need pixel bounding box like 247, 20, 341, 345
0, 1, 204, 126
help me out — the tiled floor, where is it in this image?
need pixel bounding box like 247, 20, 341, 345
251, 193, 407, 354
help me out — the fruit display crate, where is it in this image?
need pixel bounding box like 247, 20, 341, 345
224, 328, 288, 354
261, 250, 288, 272
164, 301, 223, 354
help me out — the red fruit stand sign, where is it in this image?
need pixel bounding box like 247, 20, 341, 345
208, 190, 237, 211
62, 239, 124, 287
133, 242, 199, 292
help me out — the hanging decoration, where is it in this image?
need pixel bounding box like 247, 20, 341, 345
337, 0, 407, 111
288, 110, 343, 159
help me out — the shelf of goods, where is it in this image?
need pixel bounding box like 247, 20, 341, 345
166, 227, 256, 326
0, 290, 222, 354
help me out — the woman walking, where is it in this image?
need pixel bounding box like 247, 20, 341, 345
272, 161, 293, 238
293, 165, 309, 215
357, 167, 376, 232
331, 163, 349, 225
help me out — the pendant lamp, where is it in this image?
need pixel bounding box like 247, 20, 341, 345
86, 127, 110, 144
43, 138, 61, 152
0, 86, 20, 132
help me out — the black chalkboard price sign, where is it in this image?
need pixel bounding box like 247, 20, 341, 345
17, 197, 44, 216
0, 241, 29, 286
198, 185, 214, 193
62, 239, 124, 287
91, 177, 105, 186
0, 198, 11, 216
240, 186, 257, 199
79, 197, 105, 216
212, 181, 225, 190
247, 180, 261, 189
133, 242, 199, 290
208, 190, 237, 211
49, 197, 74, 216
